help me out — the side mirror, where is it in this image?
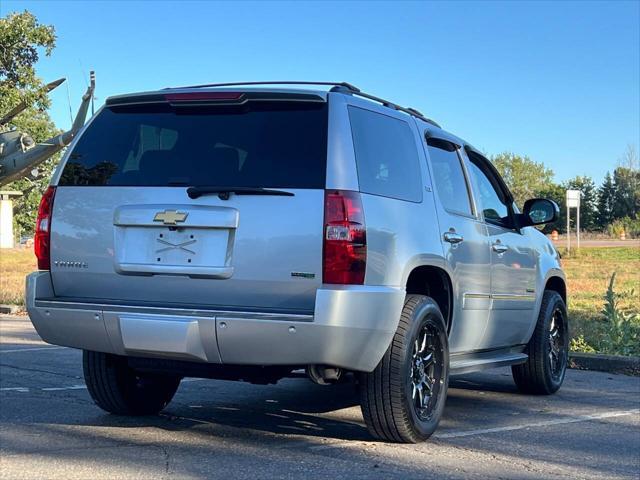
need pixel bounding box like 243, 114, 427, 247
521, 198, 559, 227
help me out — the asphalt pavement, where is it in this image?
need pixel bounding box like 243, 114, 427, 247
1, 314, 639, 479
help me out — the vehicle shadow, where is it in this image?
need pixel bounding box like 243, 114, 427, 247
2, 363, 638, 479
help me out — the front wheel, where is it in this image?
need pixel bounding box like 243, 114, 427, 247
83, 351, 181, 415
359, 295, 449, 443
512, 290, 568, 394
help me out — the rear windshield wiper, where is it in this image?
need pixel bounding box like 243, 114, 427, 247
186, 186, 295, 200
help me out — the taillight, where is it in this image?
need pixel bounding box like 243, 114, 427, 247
323, 190, 366, 284
34, 186, 56, 270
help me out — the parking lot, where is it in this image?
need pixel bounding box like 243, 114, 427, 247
1, 314, 638, 479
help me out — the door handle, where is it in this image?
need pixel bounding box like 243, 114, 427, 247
492, 242, 509, 254
443, 231, 464, 244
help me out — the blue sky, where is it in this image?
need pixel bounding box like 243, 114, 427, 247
2, 0, 639, 184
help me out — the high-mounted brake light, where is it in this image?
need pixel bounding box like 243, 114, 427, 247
323, 190, 367, 284
34, 186, 56, 270
164, 92, 244, 102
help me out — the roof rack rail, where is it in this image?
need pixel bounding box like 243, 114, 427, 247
333, 86, 441, 128
164, 80, 441, 128
166, 80, 361, 92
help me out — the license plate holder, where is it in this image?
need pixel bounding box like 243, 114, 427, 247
114, 226, 233, 278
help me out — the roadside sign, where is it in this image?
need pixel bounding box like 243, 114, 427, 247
565, 189, 581, 251
566, 189, 580, 208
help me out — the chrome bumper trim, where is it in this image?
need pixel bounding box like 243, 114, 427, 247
34, 299, 314, 322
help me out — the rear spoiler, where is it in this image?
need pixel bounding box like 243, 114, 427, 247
105, 91, 326, 108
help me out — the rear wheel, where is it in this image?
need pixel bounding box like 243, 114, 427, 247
512, 290, 568, 394
359, 295, 449, 443
83, 350, 181, 415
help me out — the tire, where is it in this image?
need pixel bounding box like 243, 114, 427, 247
83, 350, 181, 415
512, 290, 568, 395
359, 295, 449, 443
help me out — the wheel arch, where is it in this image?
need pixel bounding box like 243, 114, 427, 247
405, 264, 453, 333
523, 270, 567, 344
544, 274, 567, 304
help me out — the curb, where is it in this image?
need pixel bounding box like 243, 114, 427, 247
0, 305, 21, 315
569, 352, 640, 376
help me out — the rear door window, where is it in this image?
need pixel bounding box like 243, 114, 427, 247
427, 139, 473, 216
60, 102, 328, 188
348, 106, 422, 202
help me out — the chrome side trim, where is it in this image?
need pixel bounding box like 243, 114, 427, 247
462, 292, 491, 310
491, 294, 536, 301
463, 292, 535, 301
462, 292, 536, 310
463, 293, 491, 299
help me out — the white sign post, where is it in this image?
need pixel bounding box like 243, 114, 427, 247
566, 189, 581, 252
0, 191, 22, 249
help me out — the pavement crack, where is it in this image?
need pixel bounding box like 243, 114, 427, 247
159, 444, 172, 478
0, 442, 139, 458
0, 362, 81, 380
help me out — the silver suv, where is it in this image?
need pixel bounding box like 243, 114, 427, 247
27, 81, 568, 443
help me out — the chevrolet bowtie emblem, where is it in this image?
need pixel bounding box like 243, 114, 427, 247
153, 210, 188, 225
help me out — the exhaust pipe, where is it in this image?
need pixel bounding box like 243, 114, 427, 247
306, 365, 343, 385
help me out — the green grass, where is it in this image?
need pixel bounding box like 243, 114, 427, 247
0, 248, 35, 307
1, 246, 639, 355
559, 247, 639, 355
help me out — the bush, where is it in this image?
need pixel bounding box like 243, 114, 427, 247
595, 273, 639, 356
607, 215, 640, 239
569, 335, 596, 354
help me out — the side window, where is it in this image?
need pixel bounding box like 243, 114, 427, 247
466, 157, 511, 227
348, 106, 422, 202
426, 139, 473, 216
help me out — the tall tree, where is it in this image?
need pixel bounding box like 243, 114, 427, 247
612, 166, 640, 220
597, 172, 616, 229
491, 152, 554, 209
563, 175, 598, 231
0, 10, 56, 109
535, 182, 566, 234
0, 10, 58, 237
618, 144, 638, 171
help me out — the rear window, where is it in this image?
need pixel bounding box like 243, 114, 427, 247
348, 106, 422, 202
59, 101, 328, 188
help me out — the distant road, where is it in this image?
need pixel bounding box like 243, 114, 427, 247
552, 239, 640, 248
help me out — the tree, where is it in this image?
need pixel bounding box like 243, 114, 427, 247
491, 152, 555, 209
597, 172, 616, 229
612, 166, 640, 220
0, 10, 56, 108
535, 182, 566, 234
563, 175, 598, 231
618, 144, 638, 171
1, 10, 58, 237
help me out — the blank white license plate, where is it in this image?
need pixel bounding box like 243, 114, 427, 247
116, 226, 230, 268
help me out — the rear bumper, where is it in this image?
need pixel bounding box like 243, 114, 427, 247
26, 272, 404, 372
